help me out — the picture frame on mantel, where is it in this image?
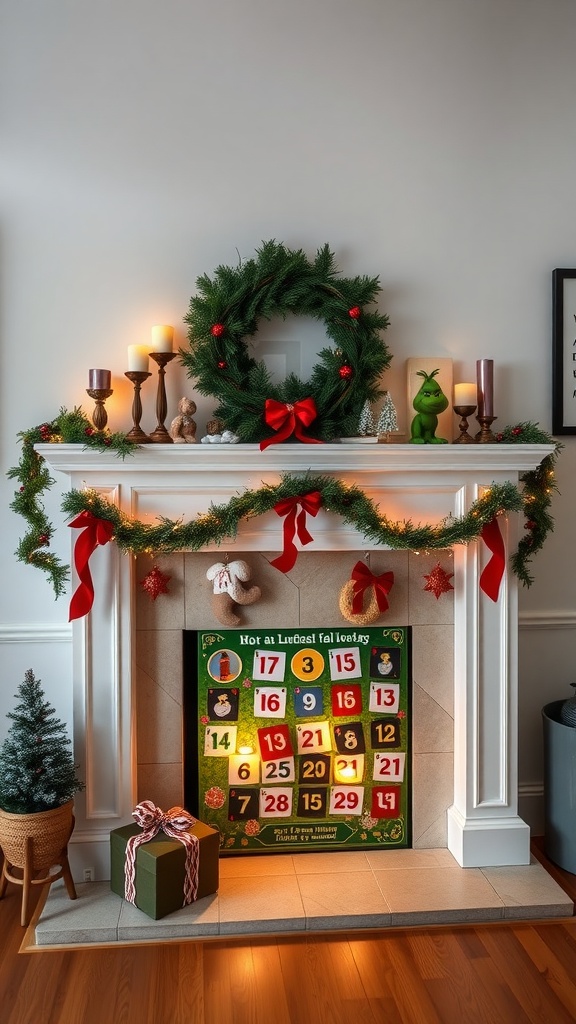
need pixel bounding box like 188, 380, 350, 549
552, 268, 576, 435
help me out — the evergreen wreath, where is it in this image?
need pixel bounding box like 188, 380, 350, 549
181, 240, 391, 443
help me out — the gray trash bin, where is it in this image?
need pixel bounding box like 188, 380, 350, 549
542, 699, 576, 874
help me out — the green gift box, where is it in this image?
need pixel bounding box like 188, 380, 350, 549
110, 818, 219, 920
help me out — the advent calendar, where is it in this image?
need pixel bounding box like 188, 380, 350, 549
185, 626, 411, 855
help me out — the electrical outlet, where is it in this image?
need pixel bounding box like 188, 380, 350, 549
83, 867, 94, 882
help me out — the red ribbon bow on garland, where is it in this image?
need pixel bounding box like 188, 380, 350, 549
351, 561, 394, 614
124, 801, 200, 906
68, 510, 115, 621
260, 397, 324, 450
270, 491, 322, 573
479, 517, 506, 602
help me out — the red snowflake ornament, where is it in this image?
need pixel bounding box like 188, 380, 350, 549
140, 565, 171, 601
423, 562, 454, 599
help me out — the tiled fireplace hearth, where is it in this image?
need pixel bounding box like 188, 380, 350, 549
39, 441, 554, 883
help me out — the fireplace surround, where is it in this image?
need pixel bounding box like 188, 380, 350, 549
37, 441, 554, 881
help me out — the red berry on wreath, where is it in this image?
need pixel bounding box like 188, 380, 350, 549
38, 534, 49, 546
339, 364, 353, 380
85, 427, 94, 436
211, 323, 225, 337
512, 427, 522, 436
348, 306, 361, 319
525, 520, 537, 531
217, 359, 228, 370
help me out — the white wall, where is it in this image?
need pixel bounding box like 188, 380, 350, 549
1, 1, 575, 820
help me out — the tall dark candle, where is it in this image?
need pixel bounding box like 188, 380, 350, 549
476, 360, 494, 418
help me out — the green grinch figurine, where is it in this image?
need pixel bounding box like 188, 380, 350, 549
409, 369, 449, 444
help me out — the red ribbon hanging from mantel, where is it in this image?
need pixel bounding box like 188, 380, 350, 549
260, 397, 324, 450
270, 491, 322, 573
351, 561, 395, 615
68, 510, 115, 621
124, 801, 200, 906
479, 516, 506, 602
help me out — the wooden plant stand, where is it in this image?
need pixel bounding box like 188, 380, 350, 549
0, 836, 77, 927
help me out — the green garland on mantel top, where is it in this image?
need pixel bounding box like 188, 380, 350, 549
7, 408, 561, 598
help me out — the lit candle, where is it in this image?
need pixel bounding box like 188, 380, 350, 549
453, 382, 477, 407
88, 368, 111, 390
127, 345, 149, 372
476, 359, 494, 417
151, 324, 174, 352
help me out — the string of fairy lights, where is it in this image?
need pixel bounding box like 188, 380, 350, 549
7, 408, 560, 598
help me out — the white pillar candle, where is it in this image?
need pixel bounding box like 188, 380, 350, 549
151, 325, 174, 352
88, 368, 111, 390
476, 359, 494, 417
127, 345, 149, 372
453, 382, 477, 407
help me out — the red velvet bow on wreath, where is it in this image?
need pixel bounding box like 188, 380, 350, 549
260, 398, 323, 450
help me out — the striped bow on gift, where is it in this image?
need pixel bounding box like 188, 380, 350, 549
124, 801, 200, 906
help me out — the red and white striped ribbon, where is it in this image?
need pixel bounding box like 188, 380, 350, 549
124, 801, 200, 906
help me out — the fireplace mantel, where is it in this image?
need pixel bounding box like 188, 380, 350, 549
38, 442, 554, 878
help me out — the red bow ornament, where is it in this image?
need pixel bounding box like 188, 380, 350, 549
270, 491, 322, 573
479, 516, 506, 602
68, 510, 115, 621
260, 397, 324, 450
351, 561, 394, 615
124, 801, 200, 906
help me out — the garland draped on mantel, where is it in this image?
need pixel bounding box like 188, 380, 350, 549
7, 408, 560, 598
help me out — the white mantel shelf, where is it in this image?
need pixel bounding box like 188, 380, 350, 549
38, 441, 554, 877
39, 442, 553, 475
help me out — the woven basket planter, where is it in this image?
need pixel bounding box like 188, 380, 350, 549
0, 800, 74, 873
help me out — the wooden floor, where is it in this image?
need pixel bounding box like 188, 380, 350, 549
2, 840, 576, 1024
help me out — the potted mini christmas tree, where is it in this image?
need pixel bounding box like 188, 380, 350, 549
0, 669, 83, 924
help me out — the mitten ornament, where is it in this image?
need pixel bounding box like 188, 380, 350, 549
206, 559, 261, 626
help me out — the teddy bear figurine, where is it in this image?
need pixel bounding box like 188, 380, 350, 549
169, 397, 197, 443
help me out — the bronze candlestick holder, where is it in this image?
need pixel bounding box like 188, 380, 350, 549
452, 404, 477, 444
86, 388, 113, 431
124, 371, 152, 443
476, 414, 497, 444
149, 351, 176, 443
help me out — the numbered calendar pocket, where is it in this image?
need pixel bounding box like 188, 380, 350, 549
370, 785, 401, 819
257, 724, 294, 761
253, 686, 287, 719
259, 787, 293, 818
253, 649, 286, 682
328, 646, 362, 680
296, 721, 332, 754
373, 751, 406, 782
262, 757, 295, 784
228, 754, 260, 786
328, 785, 365, 815
369, 681, 400, 714
204, 724, 237, 756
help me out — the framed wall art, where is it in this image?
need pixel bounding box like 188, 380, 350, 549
552, 268, 576, 435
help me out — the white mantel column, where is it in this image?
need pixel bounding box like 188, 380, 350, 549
448, 484, 530, 867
